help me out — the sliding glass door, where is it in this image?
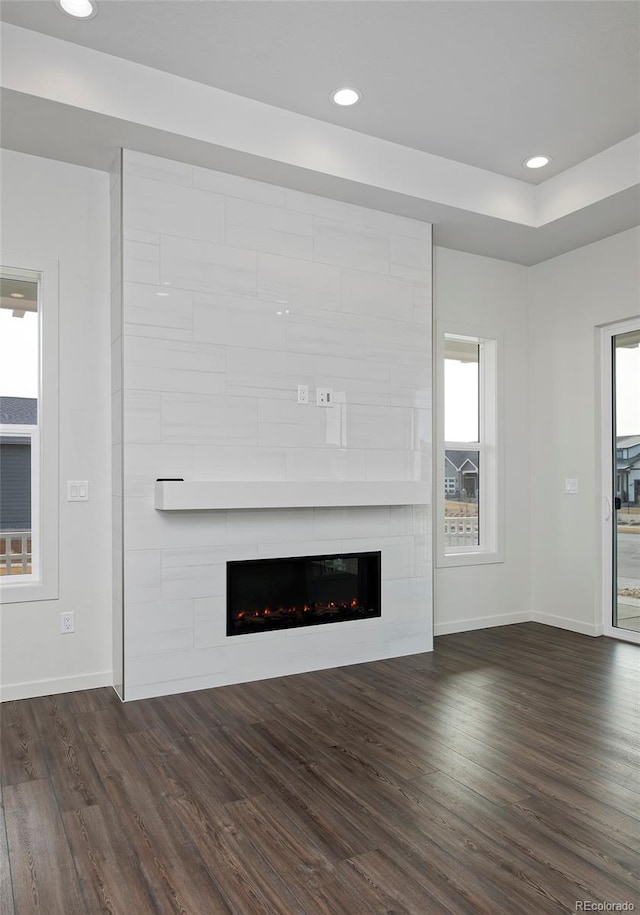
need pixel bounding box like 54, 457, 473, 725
603, 320, 640, 642
612, 327, 640, 635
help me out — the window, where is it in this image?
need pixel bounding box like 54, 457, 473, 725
436, 327, 501, 566
0, 259, 58, 601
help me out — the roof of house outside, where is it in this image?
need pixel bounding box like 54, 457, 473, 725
445, 450, 479, 473
617, 435, 640, 449
0, 396, 37, 425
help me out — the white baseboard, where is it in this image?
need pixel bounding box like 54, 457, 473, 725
433, 611, 529, 636
434, 611, 604, 638
0, 670, 113, 702
529, 612, 603, 637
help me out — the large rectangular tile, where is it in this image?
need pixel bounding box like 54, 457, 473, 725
346, 404, 414, 450
226, 508, 315, 545
193, 166, 285, 205
313, 506, 391, 540
285, 189, 365, 224
390, 234, 431, 270
161, 235, 257, 296
258, 398, 336, 448
124, 550, 162, 603
161, 566, 225, 601
364, 449, 422, 481
257, 252, 341, 310
123, 390, 161, 443
284, 447, 366, 481
161, 547, 226, 600
255, 538, 342, 559
123, 240, 160, 285
227, 197, 313, 259
127, 365, 226, 396
193, 292, 285, 349
314, 219, 389, 274
126, 599, 194, 658
125, 150, 194, 186
364, 315, 429, 364
126, 176, 225, 242
382, 577, 432, 623
341, 268, 413, 320
126, 645, 228, 688
362, 209, 432, 241
124, 323, 193, 343
126, 335, 226, 374
227, 347, 315, 399
124, 281, 193, 331
161, 392, 259, 444
124, 501, 228, 550
194, 596, 227, 649
284, 309, 365, 358
193, 444, 286, 481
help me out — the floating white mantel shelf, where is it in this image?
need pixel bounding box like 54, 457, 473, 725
154, 480, 428, 511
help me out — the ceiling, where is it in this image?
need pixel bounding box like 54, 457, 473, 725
2, 0, 638, 183
1, 1, 639, 264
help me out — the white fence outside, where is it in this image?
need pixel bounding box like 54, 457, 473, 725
444, 517, 479, 547
0, 531, 32, 575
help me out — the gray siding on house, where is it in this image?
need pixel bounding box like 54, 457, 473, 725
0, 396, 37, 425
0, 439, 31, 530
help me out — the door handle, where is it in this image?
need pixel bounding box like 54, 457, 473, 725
615, 497, 622, 511
605, 497, 612, 521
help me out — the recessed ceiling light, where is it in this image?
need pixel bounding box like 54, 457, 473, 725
524, 155, 551, 169
155, 292, 170, 297
10, 292, 24, 299
57, 0, 98, 19
331, 87, 361, 107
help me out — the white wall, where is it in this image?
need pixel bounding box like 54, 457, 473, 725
119, 151, 433, 700
529, 227, 640, 635
0, 150, 112, 700
432, 247, 531, 634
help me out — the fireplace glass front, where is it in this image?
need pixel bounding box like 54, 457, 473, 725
227, 551, 381, 636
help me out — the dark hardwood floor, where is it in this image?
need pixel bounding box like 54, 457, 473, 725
1, 622, 639, 914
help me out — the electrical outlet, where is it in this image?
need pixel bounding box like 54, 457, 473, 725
316, 387, 333, 407
297, 384, 309, 405
60, 612, 75, 634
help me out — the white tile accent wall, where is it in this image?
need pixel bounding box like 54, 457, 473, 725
110, 151, 124, 699
119, 150, 433, 700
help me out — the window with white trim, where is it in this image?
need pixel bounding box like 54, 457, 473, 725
437, 329, 501, 567
1, 260, 58, 601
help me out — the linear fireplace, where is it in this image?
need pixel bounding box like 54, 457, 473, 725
227, 551, 381, 636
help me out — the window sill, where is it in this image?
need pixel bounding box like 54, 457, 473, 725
436, 549, 504, 569
1, 578, 58, 604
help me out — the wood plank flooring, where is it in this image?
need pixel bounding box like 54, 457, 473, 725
1, 622, 639, 914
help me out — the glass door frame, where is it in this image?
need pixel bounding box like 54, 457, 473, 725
600, 316, 640, 644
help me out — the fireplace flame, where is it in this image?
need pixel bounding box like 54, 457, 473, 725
233, 598, 362, 623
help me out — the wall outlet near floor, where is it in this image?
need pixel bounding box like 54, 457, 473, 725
60, 612, 75, 634
297, 384, 309, 405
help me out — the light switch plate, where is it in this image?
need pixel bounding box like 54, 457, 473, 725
297, 384, 309, 405
564, 478, 578, 494
67, 481, 89, 502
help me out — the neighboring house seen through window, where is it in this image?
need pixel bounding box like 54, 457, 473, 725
0, 273, 39, 581
437, 330, 501, 567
